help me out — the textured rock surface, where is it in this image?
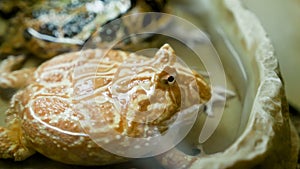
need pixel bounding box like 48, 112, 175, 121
242, 0, 300, 111
188, 0, 299, 168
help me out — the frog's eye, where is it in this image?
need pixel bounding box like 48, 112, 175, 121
160, 72, 176, 86
167, 75, 175, 85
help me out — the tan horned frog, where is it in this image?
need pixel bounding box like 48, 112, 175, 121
0, 44, 211, 166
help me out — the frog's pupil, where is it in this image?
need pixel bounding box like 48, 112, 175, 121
168, 76, 175, 83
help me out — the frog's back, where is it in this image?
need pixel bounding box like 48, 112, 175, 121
17, 49, 136, 165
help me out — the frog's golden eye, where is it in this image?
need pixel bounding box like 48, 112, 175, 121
167, 75, 175, 85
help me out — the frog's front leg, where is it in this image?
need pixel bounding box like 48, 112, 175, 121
0, 125, 35, 161
204, 86, 236, 116
0, 99, 35, 161
0, 56, 36, 160
0, 55, 35, 88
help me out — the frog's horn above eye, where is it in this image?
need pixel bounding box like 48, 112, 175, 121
153, 44, 176, 68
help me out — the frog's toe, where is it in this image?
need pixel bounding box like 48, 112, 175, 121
0, 127, 35, 161
204, 86, 235, 116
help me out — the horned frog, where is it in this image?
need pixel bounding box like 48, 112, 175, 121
0, 44, 212, 166
0, 0, 168, 59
